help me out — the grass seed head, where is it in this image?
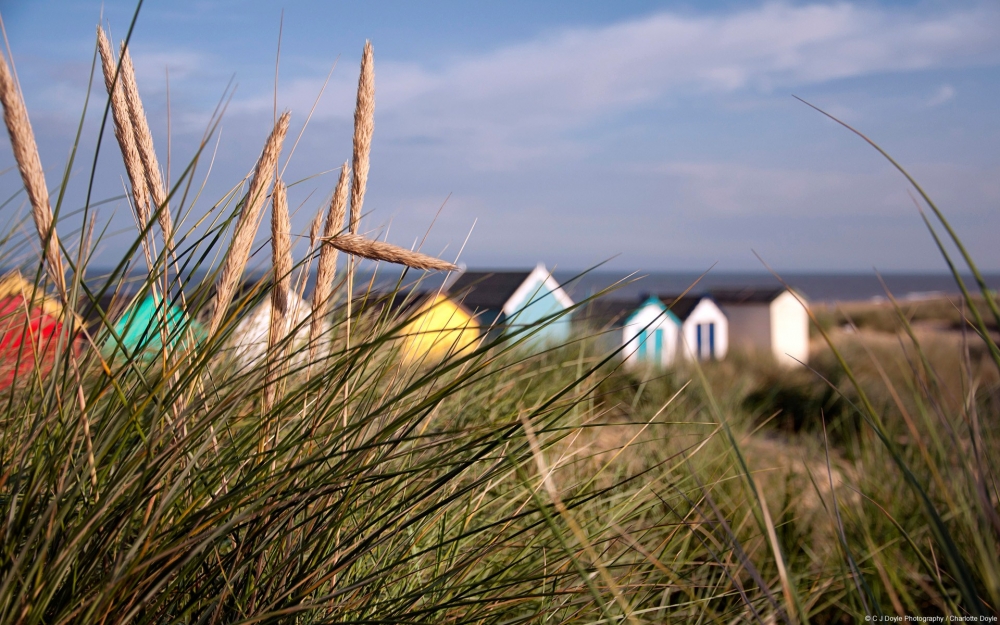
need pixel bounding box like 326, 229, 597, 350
310, 161, 350, 353
210, 111, 291, 336
119, 42, 174, 251
323, 233, 458, 272
350, 41, 374, 235
97, 27, 151, 233
266, 178, 291, 412
0, 49, 65, 295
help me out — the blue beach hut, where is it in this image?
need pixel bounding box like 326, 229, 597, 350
448, 263, 574, 348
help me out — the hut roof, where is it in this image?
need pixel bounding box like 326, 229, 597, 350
447, 271, 533, 311
710, 287, 787, 305
575, 298, 641, 328
658, 294, 707, 322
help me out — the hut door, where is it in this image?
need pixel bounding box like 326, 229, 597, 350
653, 328, 663, 364
696, 323, 716, 360
638, 329, 648, 360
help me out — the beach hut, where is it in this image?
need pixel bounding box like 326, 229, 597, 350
232, 290, 324, 371
575, 295, 681, 368
109, 292, 204, 363
661, 294, 728, 361
448, 263, 574, 348
0, 272, 74, 388
711, 287, 809, 366
623, 295, 681, 367
395, 292, 480, 365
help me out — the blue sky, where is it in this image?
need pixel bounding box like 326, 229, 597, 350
1, 0, 999, 272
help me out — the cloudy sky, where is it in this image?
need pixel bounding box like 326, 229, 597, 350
1, 0, 998, 273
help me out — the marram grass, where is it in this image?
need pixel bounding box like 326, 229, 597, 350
0, 17, 996, 625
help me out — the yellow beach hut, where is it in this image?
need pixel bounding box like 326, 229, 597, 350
397, 292, 480, 366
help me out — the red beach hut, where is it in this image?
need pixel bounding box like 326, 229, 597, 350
0, 272, 75, 389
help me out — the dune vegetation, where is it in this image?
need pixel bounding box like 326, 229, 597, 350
0, 15, 997, 625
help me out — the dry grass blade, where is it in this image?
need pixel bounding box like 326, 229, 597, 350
309, 161, 349, 356
265, 178, 291, 415
0, 49, 66, 294
754, 477, 799, 625
350, 41, 374, 235
323, 234, 458, 271
97, 27, 152, 263
209, 111, 290, 336
119, 41, 174, 251
518, 412, 640, 625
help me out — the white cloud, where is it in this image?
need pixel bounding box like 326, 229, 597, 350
233, 2, 1000, 170
926, 83, 956, 107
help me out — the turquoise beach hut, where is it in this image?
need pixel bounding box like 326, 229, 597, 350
622, 295, 681, 368
575, 295, 681, 368
107, 293, 204, 362
448, 263, 574, 348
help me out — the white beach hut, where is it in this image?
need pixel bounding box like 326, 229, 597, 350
232, 290, 329, 371
662, 294, 729, 362
711, 287, 809, 366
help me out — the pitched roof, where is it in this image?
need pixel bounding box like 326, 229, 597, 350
658, 294, 705, 321
710, 287, 786, 305
447, 271, 533, 311
574, 298, 638, 328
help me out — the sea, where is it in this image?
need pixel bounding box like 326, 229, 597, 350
549, 271, 1000, 303
62, 267, 1000, 304
347, 269, 1000, 304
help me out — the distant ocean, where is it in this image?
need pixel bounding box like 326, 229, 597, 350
549, 271, 1000, 303
60, 267, 1000, 304
356, 269, 1000, 303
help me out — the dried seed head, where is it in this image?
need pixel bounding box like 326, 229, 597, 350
270, 178, 292, 338
349, 41, 374, 235
265, 178, 292, 411
119, 42, 174, 251
210, 112, 291, 336
97, 28, 151, 233
309, 161, 350, 355
0, 49, 65, 294
323, 233, 457, 272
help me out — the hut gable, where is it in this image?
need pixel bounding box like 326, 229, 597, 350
232, 289, 321, 371
660, 293, 728, 361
